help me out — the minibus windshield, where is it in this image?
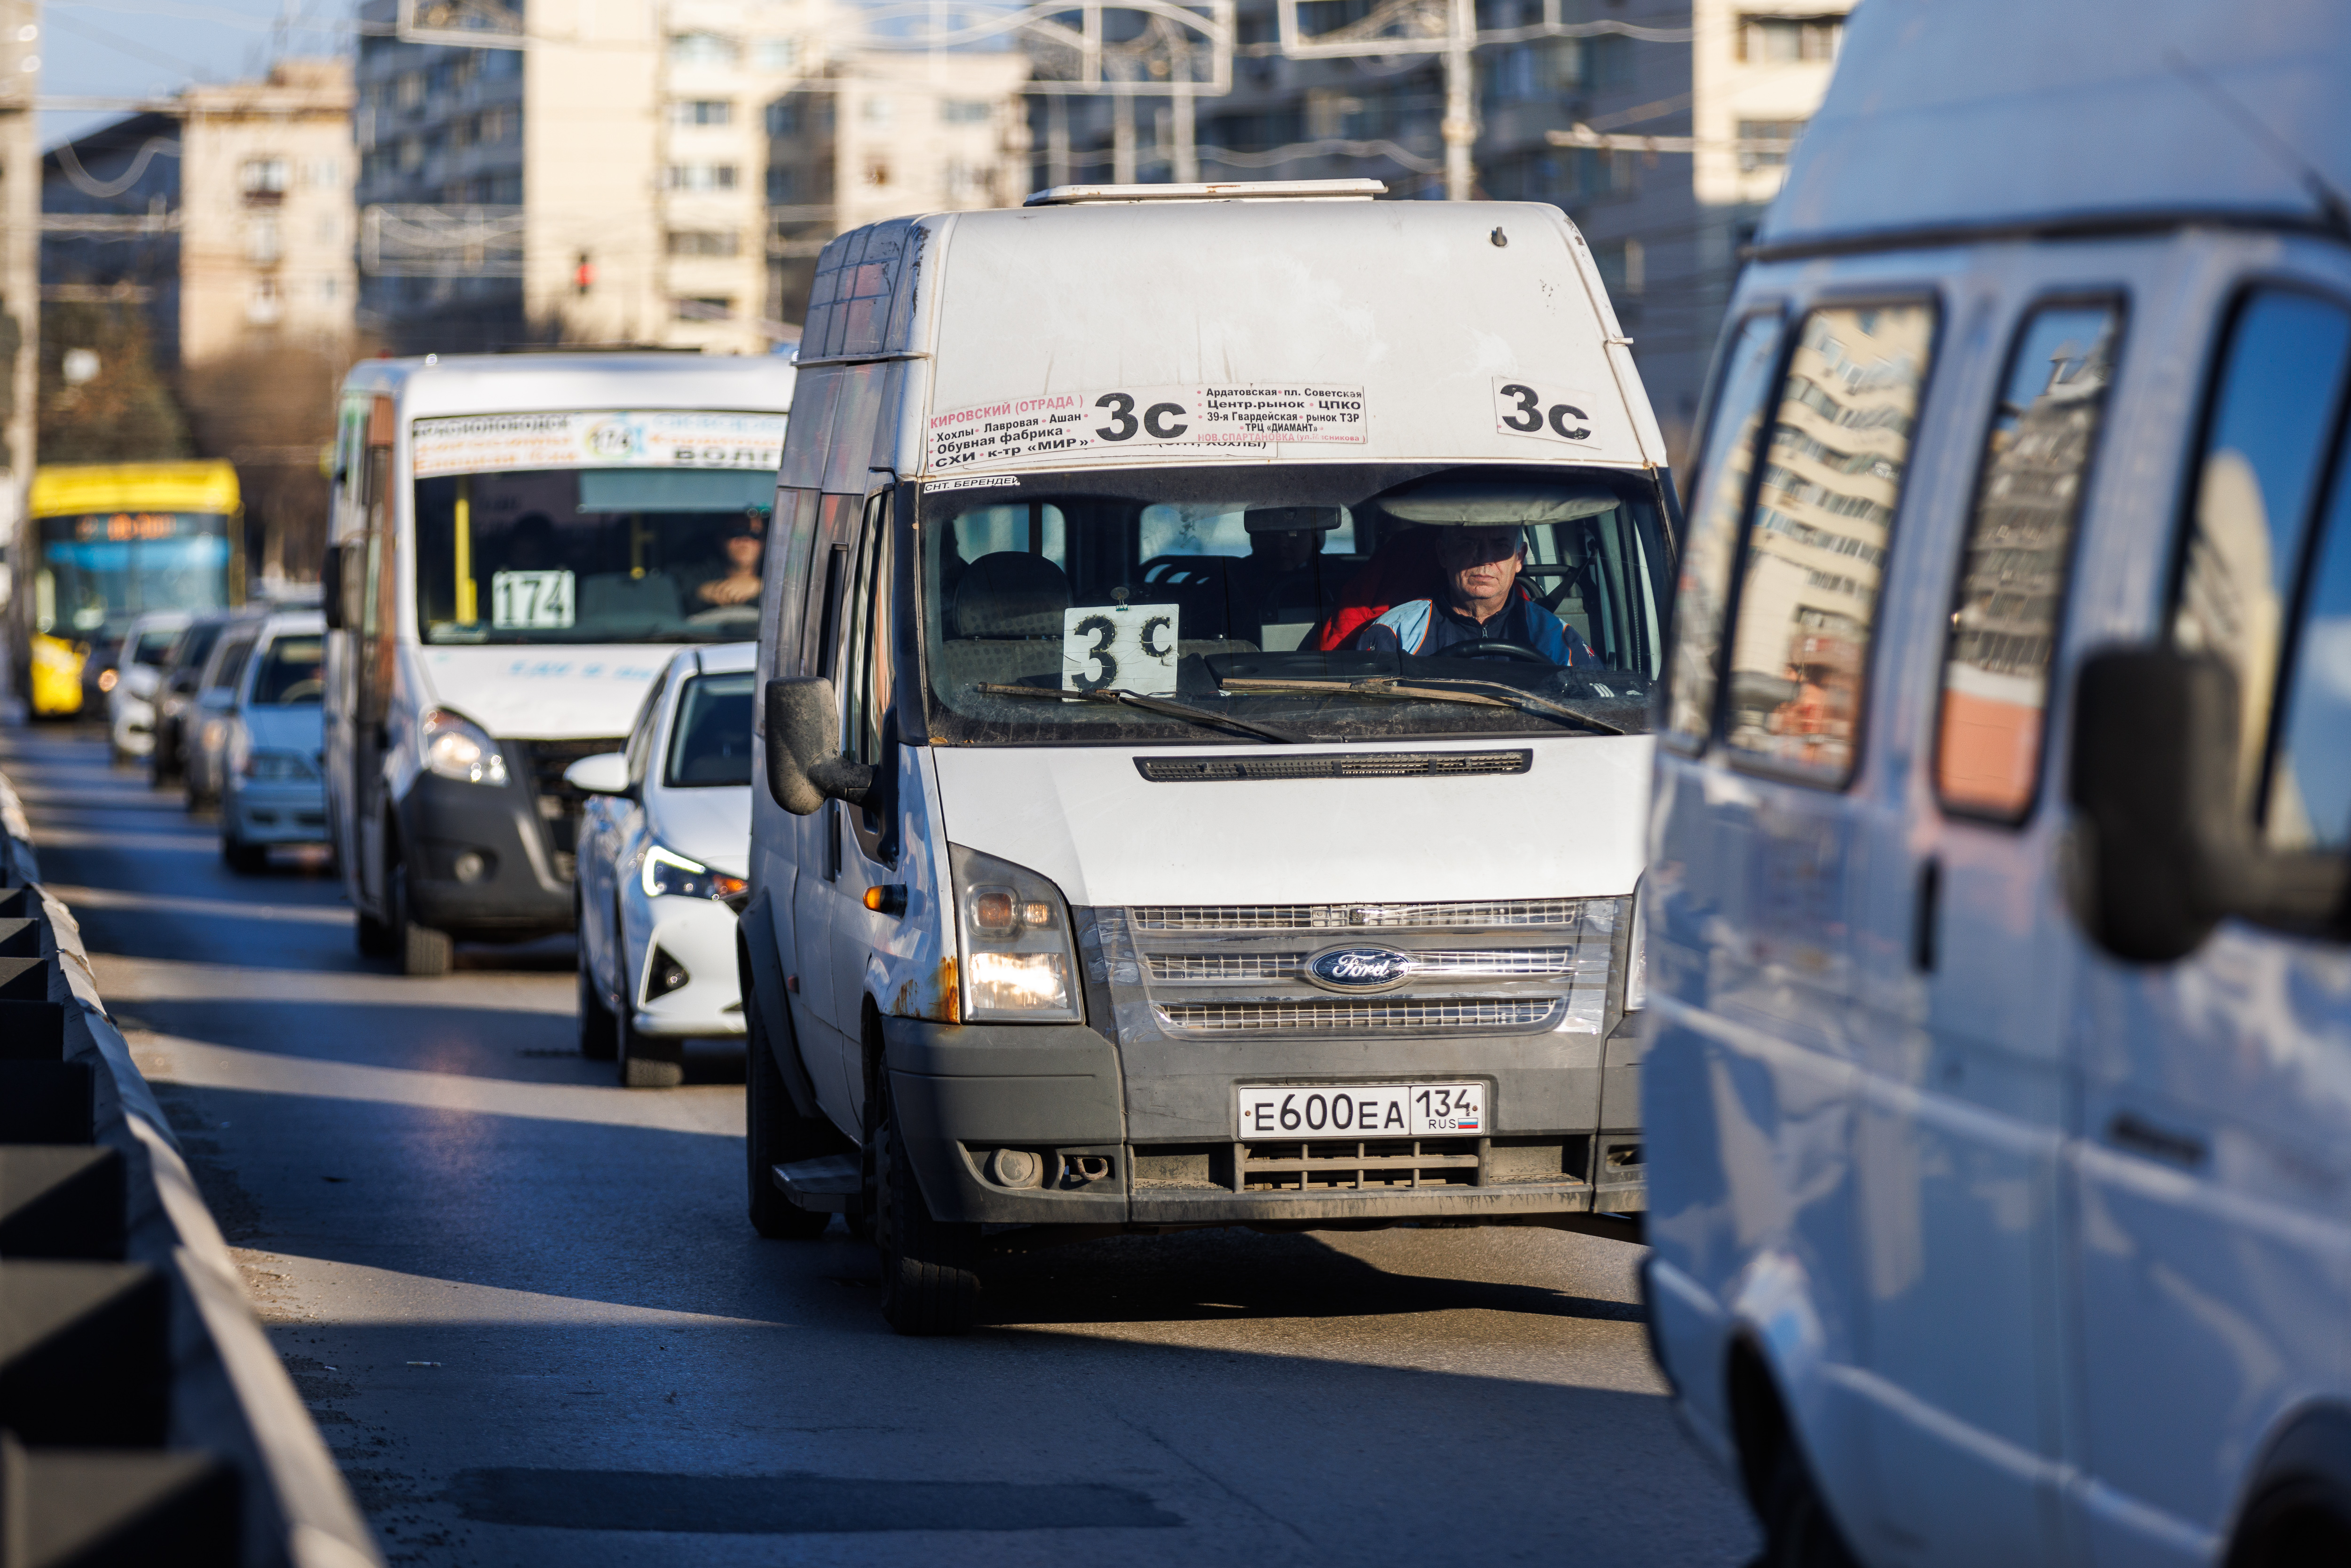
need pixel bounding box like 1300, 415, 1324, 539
415, 467, 772, 645
919, 463, 1670, 746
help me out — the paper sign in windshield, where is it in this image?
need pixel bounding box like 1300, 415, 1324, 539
930, 385, 1365, 471
1492, 379, 1605, 448
1063, 602, 1180, 695
413, 411, 787, 478
491, 569, 576, 630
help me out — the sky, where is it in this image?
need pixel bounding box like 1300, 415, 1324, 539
39, 0, 353, 147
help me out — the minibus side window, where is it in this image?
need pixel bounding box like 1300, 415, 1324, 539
1720, 300, 1937, 784
844, 495, 892, 769
2266, 449, 2351, 853
1664, 313, 1783, 747
2171, 289, 2351, 815
805, 493, 861, 680
1934, 300, 2123, 821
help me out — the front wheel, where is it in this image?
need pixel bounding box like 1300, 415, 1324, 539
576, 951, 618, 1061
1752, 1431, 1862, 1568
221, 828, 265, 875
391, 860, 453, 977
876, 1078, 979, 1335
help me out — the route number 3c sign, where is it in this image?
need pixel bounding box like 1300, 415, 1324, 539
1061, 602, 1180, 695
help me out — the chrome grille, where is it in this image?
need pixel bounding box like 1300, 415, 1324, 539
1131, 898, 1582, 931
1157, 998, 1560, 1033
1146, 953, 1302, 981
1145, 947, 1576, 982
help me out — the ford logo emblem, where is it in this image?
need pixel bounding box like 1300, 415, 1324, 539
1305, 945, 1414, 993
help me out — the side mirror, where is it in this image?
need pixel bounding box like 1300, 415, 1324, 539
2067, 646, 2347, 961
564, 751, 631, 796
763, 676, 876, 815
321, 543, 344, 630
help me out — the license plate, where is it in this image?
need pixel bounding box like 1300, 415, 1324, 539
1236, 1083, 1485, 1138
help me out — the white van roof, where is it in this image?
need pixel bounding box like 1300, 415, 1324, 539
1762, 0, 2351, 254
339, 353, 796, 419
794, 197, 1664, 476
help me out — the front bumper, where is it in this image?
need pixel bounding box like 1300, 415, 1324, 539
395, 772, 572, 938
627, 896, 746, 1039
881, 1015, 1642, 1229
223, 779, 328, 844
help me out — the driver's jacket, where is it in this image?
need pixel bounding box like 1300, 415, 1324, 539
1347, 586, 1592, 664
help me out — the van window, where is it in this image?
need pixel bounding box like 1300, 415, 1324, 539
250, 634, 325, 705
210, 633, 257, 693
2172, 290, 2351, 811
1665, 313, 1783, 745
1721, 301, 1936, 782
918, 462, 1672, 746
413, 467, 773, 646
666, 671, 756, 787
2264, 443, 2351, 852
1935, 302, 2122, 819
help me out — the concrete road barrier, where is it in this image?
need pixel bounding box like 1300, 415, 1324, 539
0, 770, 380, 1568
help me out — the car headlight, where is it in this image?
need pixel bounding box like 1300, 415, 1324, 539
1625, 877, 1648, 1013
419, 708, 509, 786
950, 843, 1081, 1022
641, 843, 747, 901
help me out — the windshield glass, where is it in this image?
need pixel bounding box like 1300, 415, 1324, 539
920, 463, 1670, 746
131, 628, 180, 665
666, 670, 755, 787
251, 634, 324, 705
35, 514, 233, 640
415, 467, 773, 645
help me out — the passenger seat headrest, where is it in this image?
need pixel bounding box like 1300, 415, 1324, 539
953, 551, 1071, 638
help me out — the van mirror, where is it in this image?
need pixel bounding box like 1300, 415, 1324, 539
763, 677, 877, 815
2067, 647, 2348, 962
564, 752, 630, 796
320, 544, 344, 630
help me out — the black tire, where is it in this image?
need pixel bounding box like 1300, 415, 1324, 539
875, 1076, 979, 1335
391, 860, 453, 977
1750, 1432, 1862, 1568
221, 829, 265, 875
577, 945, 619, 1061
2228, 1477, 2351, 1568
618, 1013, 684, 1088
355, 907, 396, 957
745, 985, 830, 1239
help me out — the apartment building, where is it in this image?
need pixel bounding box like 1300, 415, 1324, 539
42, 59, 359, 368
1040, 0, 1853, 462
355, 0, 1030, 352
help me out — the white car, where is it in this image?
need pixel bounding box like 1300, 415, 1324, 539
569, 642, 755, 1087
220, 612, 328, 872
106, 611, 192, 762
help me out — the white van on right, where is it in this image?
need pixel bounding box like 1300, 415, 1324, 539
1643, 3, 2351, 1567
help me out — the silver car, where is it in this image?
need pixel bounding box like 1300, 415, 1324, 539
219, 612, 328, 872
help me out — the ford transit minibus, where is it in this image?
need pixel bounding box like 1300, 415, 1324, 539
1641, 3, 2351, 1564
738, 180, 1675, 1332
323, 353, 793, 975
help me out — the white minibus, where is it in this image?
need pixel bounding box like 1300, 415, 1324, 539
1642, 3, 2351, 1565
323, 353, 793, 975
739, 180, 1675, 1333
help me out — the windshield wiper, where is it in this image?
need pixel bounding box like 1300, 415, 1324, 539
974, 684, 1300, 744
1216, 675, 1628, 735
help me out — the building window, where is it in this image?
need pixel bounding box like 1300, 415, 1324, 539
395, 71, 424, 110
320, 276, 339, 302
398, 138, 423, 172
671, 98, 733, 127
241, 157, 289, 201
1596, 238, 1644, 297
664, 163, 739, 191
753, 36, 798, 71
766, 99, 801, 137
667, 229, 741, 257
1736, 118, 1806, 171
766, 166, 797, 202
247, 214, 283, 264
1739, 14, 1844, 63
674, 296, 734, 321
248, 277, 283, 324
939, 98, 993, 125
669, 32, 740, 68
862, 95, 895, 125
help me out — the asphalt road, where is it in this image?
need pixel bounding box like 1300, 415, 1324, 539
2, 721, 1757, 1568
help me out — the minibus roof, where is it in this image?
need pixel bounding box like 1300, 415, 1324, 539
793, 197, 1665, 478
339, 352, 795, 420
1762, 0, 2351, 256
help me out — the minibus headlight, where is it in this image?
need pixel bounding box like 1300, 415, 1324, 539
950, 844, 1081, 1023
642, 843, 747, 901
419, 708, 510, 787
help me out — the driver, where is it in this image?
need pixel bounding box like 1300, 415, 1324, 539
694, 512, 767, 608
1346, 524, 1593, 664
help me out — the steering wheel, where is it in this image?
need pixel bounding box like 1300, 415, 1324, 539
1437, 638, 1553, 665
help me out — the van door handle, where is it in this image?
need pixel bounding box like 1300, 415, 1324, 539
2106, 1110, 2209, 1168
1912, 857, 1940, 973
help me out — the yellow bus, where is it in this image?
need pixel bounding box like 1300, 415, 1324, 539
19, 461, 245, 717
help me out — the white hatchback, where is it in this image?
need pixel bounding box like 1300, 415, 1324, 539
568, 642, 755, 1087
